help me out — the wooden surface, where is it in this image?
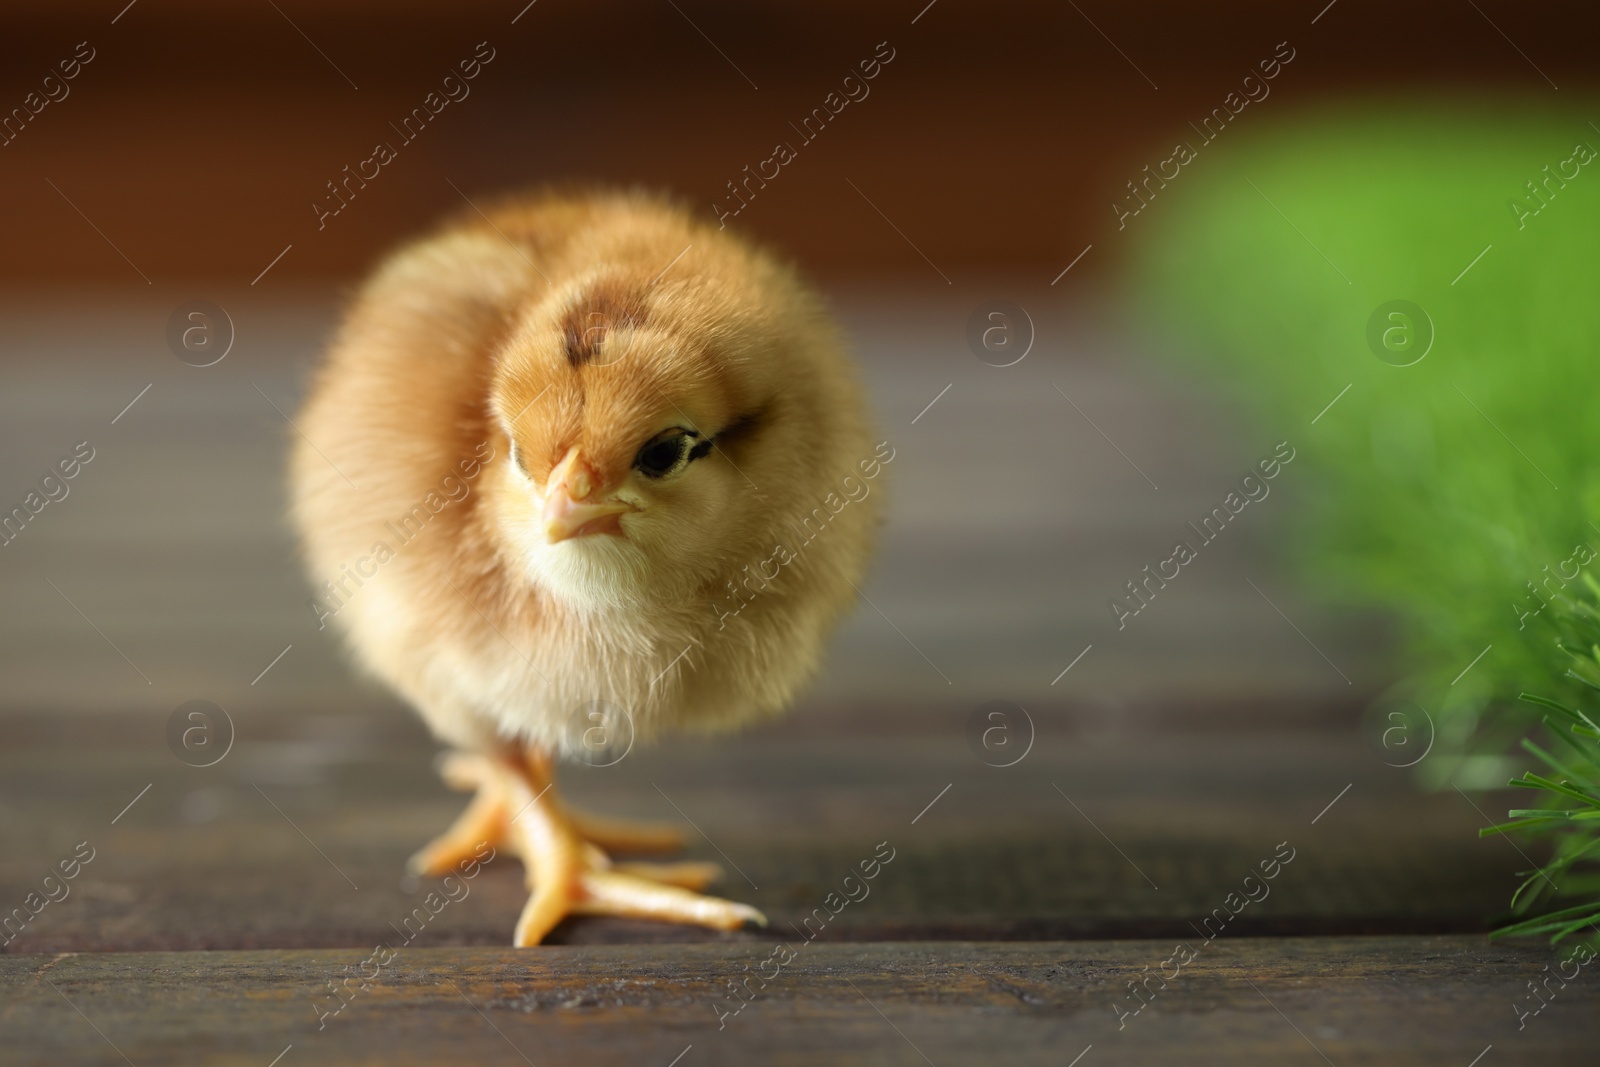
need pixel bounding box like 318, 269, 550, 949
0, 706, 1527, 954
0, 700, 1576, 1063
5, 939, 1597, 1066
1, 293, 1592, 1061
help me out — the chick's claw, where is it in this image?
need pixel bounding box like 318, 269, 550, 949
573, 869, 767, 932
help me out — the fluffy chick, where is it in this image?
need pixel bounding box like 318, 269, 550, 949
291, 188, 883, 944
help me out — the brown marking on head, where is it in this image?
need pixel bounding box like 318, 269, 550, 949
562, 277, 649, 366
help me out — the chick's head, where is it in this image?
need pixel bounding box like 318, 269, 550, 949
486, 263, 836, 612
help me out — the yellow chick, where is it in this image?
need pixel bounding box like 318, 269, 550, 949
292, 188, 883, 944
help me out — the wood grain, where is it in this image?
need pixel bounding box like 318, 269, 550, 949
2, 937, 1593, 1066
0, 704, 1526, 953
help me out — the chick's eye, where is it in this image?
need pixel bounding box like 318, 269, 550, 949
508, 439, 532, 478
634, 429, 702, 479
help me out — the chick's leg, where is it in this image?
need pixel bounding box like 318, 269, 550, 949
495, 749, 766, 947
407, 750, 688, 878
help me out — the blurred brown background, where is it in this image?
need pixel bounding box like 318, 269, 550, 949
2, 0, 1596, 286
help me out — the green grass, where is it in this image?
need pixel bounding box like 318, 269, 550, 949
1130, 101, 1600, 936
1489, 579, 1600, 943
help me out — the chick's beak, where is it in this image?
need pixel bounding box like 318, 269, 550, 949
542, 447, 631, 543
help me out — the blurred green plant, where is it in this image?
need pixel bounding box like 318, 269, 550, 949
1488, 576, 1600, 943
1131, 102, 1600, 935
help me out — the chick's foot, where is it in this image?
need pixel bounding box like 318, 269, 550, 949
409, 749, 766, 946
406, 751, 511, 877
407, 750, 688, 875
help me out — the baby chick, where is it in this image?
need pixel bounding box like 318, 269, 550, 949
292, 188, 882, 944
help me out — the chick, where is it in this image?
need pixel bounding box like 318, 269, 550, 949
292, 189, 882, 944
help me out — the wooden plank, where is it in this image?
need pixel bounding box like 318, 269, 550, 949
0, 708, 1525, 952
1, 937, 1593, 1066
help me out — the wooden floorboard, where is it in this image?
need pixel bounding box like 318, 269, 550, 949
2, 937, 1592, 1066
0, 707, 1523, 953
